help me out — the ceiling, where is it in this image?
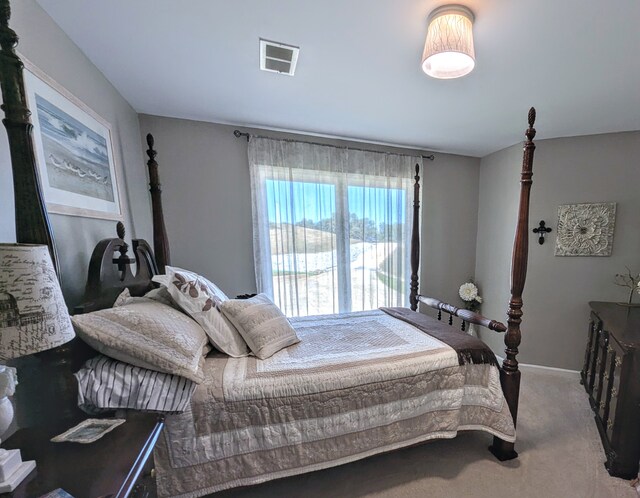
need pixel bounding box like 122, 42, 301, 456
37, 0, 640, 157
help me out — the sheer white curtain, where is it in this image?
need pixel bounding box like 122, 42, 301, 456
249, 137, 420, 317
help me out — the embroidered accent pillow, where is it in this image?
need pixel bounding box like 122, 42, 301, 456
220, 294, 300, 359
113, 287, 180, 310
71, 301, 208, 383
153, 267, 249, 357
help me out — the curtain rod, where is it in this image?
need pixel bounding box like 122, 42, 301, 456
233, 130, 435, 161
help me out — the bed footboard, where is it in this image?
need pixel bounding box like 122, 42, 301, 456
409, 108, 536, 462
416, 295, 506, 333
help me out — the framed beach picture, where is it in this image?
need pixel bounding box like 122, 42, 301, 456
22, 58, 123, 220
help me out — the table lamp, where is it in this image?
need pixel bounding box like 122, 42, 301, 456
0, 244, 75, 491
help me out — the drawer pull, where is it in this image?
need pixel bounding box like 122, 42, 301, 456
614, 357, 622, 367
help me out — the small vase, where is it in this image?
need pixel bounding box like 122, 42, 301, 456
617, 288, 640, 307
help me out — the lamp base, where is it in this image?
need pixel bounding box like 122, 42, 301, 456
0, 449, 35, 492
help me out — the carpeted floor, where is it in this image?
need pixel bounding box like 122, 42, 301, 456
213, 367, 638, 498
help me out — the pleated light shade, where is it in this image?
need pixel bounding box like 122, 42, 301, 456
421, 5, 475, 79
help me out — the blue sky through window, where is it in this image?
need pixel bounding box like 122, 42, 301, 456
265, 179, 405, 226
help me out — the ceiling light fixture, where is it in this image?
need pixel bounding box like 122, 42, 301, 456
421, 5, 475, 79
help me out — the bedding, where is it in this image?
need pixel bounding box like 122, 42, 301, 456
71, 301, 209, 383
220, 293, 300, 359
381, 307, 499, 366
75, 355, 196, 414
154, 310, 515, 497
114, 286, 182, 311
153, 267, 250, 357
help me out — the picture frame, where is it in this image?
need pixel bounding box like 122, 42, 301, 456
21, 57, 123, 220
51, 418, 125, 444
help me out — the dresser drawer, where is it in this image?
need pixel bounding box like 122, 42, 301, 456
581, 314, 600, 395
597, 338, 623, 440
591, 327, 609, 409
605, 341, 624, 441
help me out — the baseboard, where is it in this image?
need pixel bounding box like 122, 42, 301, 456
494, 354, 580, 374
519, 363, 580, 374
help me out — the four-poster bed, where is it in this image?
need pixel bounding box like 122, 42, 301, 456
74, 114, 536, 494
0, 0, 537, 495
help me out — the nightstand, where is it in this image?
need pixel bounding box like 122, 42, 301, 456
0, 412, 163, 498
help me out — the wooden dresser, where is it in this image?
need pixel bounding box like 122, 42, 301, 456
581, 301, 640, 479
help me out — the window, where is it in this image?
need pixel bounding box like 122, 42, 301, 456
249, 138, 419, 317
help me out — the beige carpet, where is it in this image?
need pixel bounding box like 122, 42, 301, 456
211, 367, 638, 498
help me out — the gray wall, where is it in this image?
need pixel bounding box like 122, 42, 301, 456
5, 2, 635, 372
0, 0, 151, 308
476, 131, 640, 370
138, 114, 481, 302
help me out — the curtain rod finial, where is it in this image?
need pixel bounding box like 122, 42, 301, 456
234, 130, 250, 142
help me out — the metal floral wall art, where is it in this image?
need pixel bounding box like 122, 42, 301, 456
554, 202, 616, 256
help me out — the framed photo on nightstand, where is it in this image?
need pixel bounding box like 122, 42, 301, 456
50, 419, 125, 444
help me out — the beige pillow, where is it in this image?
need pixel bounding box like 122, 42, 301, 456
153, 267, 249, 357
113, 286, 181, 310
220, 294, 300, 359
72, 301, 208, 383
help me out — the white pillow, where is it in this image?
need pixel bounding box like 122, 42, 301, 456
113, 287, 180, 310
153, 267, 249, 357
220, 294, 300, 359
72, 301, 208, 383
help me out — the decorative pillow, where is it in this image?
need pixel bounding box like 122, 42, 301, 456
113, 288, 212, 357
113, 286, 181, 310
153, 267, 249, 357
71, 301, 208, 383
220, 294, 300, 359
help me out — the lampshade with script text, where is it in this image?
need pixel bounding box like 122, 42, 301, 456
0, 244, 75, 360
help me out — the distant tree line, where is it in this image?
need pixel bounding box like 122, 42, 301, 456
270, 213, 403, 243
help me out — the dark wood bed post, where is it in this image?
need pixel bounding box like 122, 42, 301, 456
489, 107, 536, 461
0, 0, 59, 274
409, 164, 420, 311
146, 133, 170, 273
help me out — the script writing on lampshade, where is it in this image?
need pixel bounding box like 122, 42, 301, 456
421, 5, 475, 79
0, 244, 75, 360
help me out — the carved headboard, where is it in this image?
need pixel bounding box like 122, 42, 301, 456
74, 222, 160, 314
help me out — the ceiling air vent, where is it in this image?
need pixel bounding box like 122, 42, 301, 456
260, 39, 299, 76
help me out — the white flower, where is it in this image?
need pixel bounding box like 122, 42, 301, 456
459, 282, 478, 302
475, 295, 483, 304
